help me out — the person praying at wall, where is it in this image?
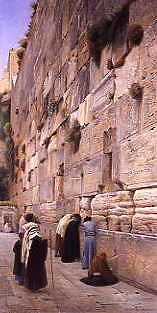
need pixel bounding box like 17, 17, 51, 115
13, 232, 24, 285
81, 216, 97, 270
21, 213, 48, 291
55, 213, 72, 257
61, 213, 81, 263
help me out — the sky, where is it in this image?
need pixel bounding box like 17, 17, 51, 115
0, 0, 32, 77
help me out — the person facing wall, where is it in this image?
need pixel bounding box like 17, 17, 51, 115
21, 213, 48, 291
81, 216, 97, 270
61, 213, 81, 263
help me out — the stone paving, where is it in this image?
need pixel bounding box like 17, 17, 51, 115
0, 233, 157, 313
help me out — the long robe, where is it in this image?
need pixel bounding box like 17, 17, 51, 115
61, 219, 80, 263
55, 214, 72, 257
13, 239, 23, 276
81, 221, 97, 269
24, 237, 48, 291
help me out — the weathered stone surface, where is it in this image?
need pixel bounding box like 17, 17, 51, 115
91, 72, 116, 117
64, 166, 82, 197
134, 188, 157, 207
92, 191, 134, 214
82, 154, 106, 195
119, 129, 157, 189
77, 31, 89, 71
132, 213, 157, 235
39, 178, 55, 203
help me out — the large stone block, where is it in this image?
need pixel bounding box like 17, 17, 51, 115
90, 72, 116, 117
39, 178, 55, 203
116, 94, 140, 142
134, 188, 157, 207
91, 191, 134, 215
132, 213, 157, 235
119, 128, 157, 189
64, 166, 82, 197
55, 176, 64, 200
83, 154, 108, 195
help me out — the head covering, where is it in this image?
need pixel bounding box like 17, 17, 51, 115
22, 222, 41, 265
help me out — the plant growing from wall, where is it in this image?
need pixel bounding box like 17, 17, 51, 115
65, 119, 81, 153
3, 122, 12, 136
47, 100, 59, 116
19, 38, 28, 49
31, 1, 38, 11
17, 47, 26, 70
129, 83, 143, 100
16, 47, 25, 60
127, 24, 144, 48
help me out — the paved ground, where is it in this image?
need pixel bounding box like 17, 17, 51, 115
0, 233, 157, 313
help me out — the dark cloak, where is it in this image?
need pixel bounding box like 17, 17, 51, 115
13, 240, 23, 276
24, 237, 48, 291
61, 219, 80, 263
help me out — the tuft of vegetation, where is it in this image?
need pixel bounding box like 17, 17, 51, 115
129, 82, 143, 100
127, 24, 144, 47
19, 38, 28, 49
31, 1, 38, 11
16, 47, 25, 60
3, 122, 12, 136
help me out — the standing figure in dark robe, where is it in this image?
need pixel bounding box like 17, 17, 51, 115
55, 214, 72, 257
61, 214, 81, 263
22, 213, 48, 291
13, 232, 24, 284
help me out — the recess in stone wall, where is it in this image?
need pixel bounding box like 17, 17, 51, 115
21, 159, 26, 172
65, 119, 81, 153
21, 144, 26, 154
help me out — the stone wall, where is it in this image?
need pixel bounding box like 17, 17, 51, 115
10, 0, 157, 291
